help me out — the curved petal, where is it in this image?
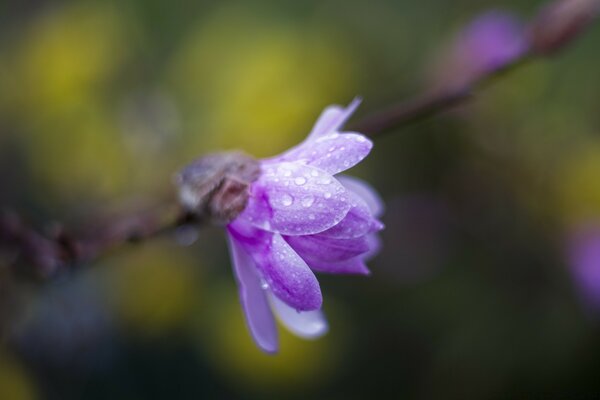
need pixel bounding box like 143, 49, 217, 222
307, 97, 362, 140
286, 234, 370, 263
239, 162, 351, 236
230, 225, 323, 312
226, 233, 278, 353
291, 133, 373, 175
337, 175, 385, 218
270, 98, 362, 164
268, 292, 328, 339
307, 256, 371, 275
319, 191, 373, 239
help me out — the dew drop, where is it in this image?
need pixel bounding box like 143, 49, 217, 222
311, 170, 319, 177
356, 136, 366, 142
294, 177, 307, 186
283, 170, 292, 177
281, 194, 293, 206
261, 281, 270, 290
302, 196, 315, 208
324, 192, 332, 199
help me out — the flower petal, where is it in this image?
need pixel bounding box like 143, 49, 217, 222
306, 97, 362, 140
268, 292, 328, 339
307, 256, 371, 275
239, 162, 351, 236
319, 191, 374, 239
226, 233, 278, 353
337, 175, 385, 218
286, 234, 371, 263
230, 223, 323, 311
291, 133, 373, 175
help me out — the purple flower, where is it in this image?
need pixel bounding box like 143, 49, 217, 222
226, 99, 384, 353
567, 222, 600, 314
457, 11, 528, 74
430, 10, 528, 89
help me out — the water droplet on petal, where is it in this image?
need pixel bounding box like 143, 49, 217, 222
294, 177, 307, 186
324, 192, 332, 199
311, 170, 319, 177
283, 170, 292, 177
281, 194, 293, 206
302, 196, 315, 208
261, 281, 270, 290
356, 136, 366, 142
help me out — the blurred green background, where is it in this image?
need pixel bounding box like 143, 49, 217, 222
1, 0, 600, 399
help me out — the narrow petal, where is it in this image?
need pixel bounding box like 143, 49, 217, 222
307, 256, 371, 275
286, 234, 370, 263
238, 162, 351, 236
306, 97, 362, 140
290, 133, 373, 175
230, 223, 323, 311
268, 292, 328, 339
226, 233, 278, 353
337, 175, 385, 218
270, 98, 362, 164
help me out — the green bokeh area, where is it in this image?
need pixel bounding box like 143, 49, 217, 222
1, 0, 600, 399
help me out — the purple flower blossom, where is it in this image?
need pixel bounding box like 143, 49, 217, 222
457, 10, 528, 74
430, 10, 528, 89
567, 222, 600, 314
226, 99, 384, 353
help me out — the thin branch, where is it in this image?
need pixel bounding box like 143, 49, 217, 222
354, 56, 533, 138
1, 207, 201, 280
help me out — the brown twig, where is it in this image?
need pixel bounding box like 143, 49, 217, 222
0, 207, 200, 280
354, 56, 533, 138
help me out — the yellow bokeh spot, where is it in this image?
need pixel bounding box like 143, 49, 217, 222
7, 3, 134, 199
556, 141, 600, 223
108, 243, 199, 337
16, 3, 126, 115
25, 105, 131, 198
0, 351, 37, 400
169, 6, 358, 158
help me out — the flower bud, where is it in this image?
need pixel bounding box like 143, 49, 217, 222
529, 0, 600, 55
176, 151, 261, 224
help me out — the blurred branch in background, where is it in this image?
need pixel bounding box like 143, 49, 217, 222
353, 0, 600, 137
1, 0, 599, 283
